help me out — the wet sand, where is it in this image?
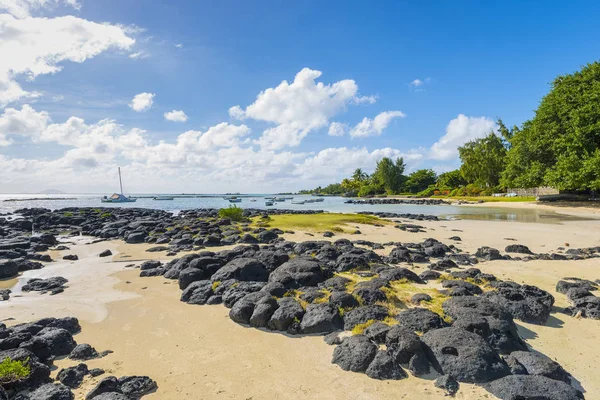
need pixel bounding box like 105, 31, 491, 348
2, 206, 600, 399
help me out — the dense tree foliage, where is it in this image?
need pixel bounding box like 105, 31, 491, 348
301, 61, 600, 197
502, 62, 600, 190
459, 133, 507, 188
405, 169, 437, 193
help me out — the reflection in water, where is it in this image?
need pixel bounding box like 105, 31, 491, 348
442, 208, 587, 224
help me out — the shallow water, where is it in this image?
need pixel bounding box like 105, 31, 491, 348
0, 193, 588, 223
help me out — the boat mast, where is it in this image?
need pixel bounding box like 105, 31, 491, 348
118, 167, 124, 195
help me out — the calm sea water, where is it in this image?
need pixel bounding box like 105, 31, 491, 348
0, 194, 585, 223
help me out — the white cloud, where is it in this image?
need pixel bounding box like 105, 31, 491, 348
0, 104, 50, 145
129, 92, 154, 112
295, 147, 424, 181
328, 122, 347, 137
429, 114, 497, 160
410, 79, 423, 87
129, 51, 149, 59
174, 43, 183, 48
164, 110, 188, 122
0, 0, 80, 18
353, 95, 377, 104
231, 68, 375, 150
0, 10, 135, 105
350, 110, 405, 138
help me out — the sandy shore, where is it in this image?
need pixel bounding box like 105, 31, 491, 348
2, 210, 599, 399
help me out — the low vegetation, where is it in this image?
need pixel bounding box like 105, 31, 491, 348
0, 357, 30, 383
253, 213, 388, 233
218, 205, 245, 222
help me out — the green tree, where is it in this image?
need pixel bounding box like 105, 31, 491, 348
459, 133, 507, 187
352, 168, 368, 182
373, 157, 406, 194
405, 169, 437, 193
436, 169, 466, 189
502, 62, 600, 190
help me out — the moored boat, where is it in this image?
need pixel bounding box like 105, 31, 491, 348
153, 196, 174, 201
265, 201, 274, 206
101, 168, 136, 203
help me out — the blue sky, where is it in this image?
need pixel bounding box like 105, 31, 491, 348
1, 0, 599, 193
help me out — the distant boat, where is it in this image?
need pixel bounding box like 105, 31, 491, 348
101, 168, 136, 203
291, 200, 306, 204
264, 197, 275, 200
315, 198, 325, 202
229, 198, 242, 203
153, 196, 174, 201
265, 201, 274, 206
250, 199, 257, 202
274, 197, 286, 202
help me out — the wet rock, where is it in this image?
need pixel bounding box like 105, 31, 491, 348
98, 250, 112, 258
300, 303, 343, 334
90, 394, 129, 400
332, 335, 377, 372
365, 350, 407, 380
429, 259, 459, 271
377, 267, 422, 283
89, 368, 105, 377
229, 292, 264, 325
0, 289, 10, 301
385, 326, 423, 364
421, 327, 510, 383
484, 375, 583, 400
32, 328, 76, 357
62, 255, 78, 261
222, 281, 266, 308
319, 276, 351, 291
396, 308, 447, 333
408, 351, 431, 376
343, 305, 389, 330
434, 374, 460, 396
0, 260, 19, 279
22, 277, 68, 294
506, 351, 570, 383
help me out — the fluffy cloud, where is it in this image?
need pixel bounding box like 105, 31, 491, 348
0, 104, 50, 145
129, 92, 154, 112
350, 111, 405, 138
230, 68, 376, 150
295, 147, 424, 181
0, 8, 135, 105
410, 79, 423, 87
429, 114, 497, 160
164, 110, 188, 122
0, 0, 80, 18
328, 122, 347, 137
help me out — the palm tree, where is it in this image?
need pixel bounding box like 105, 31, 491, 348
352, 168, 368, 182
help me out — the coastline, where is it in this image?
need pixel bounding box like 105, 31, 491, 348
2, 210, 599, 399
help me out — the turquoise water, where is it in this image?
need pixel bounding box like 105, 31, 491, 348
0, 194, 586, 223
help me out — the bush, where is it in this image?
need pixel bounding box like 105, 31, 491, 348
357, 185, 383, 197
218, 205, 244, 222
416, 185, 437, 197
0, 357, 30, 383
100, 212, 112, 219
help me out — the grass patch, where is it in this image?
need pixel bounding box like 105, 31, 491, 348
100, 212, 112, 219
0, 357, 30, 383
387, 280, 453, 323
284, 289, 309, 309
211, 281, 221, 291
63, 212, 73, 217
352, 319, 376, 335
335, 272, 376, 293
431, 195, 537, 203
251, 213, 389, 233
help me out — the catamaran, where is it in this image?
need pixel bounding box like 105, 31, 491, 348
101, 167, 137, 203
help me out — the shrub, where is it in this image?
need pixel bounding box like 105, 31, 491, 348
218, 205, 244, 222
100, 212, 112, 219
0, 357, 30, 383
63, 212, 73, 217
357, 185, 383, 197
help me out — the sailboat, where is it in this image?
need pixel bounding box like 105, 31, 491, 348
101, 167, 137, 203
